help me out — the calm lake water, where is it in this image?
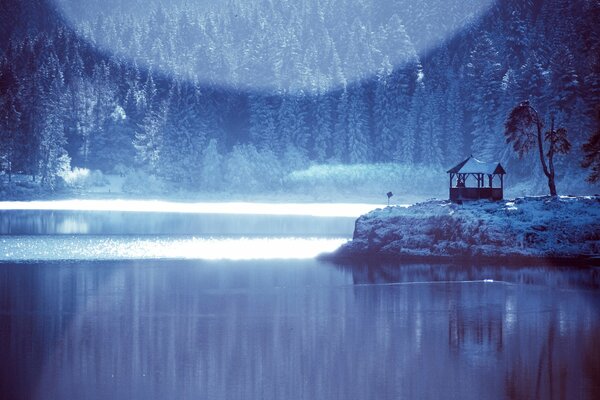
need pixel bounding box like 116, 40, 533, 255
0, 205, 599, 400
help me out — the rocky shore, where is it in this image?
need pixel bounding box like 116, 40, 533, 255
330, 196, 600, 263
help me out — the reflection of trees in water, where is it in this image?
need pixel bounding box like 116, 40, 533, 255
0, 262, 109, 399
504, 320, 600, 400
3, 260, 600, 399
447, 292, 504, 354
582, 330, 600, 399
0, 210, 354, 236
30, 260, 371, 399
339, 262, 600, 291
504, 318, 561, 400
341, 262, 600, 399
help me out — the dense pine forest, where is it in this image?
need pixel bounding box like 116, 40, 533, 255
0, 0, 598, 197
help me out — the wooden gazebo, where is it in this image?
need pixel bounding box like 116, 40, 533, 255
447, 156, 506, 201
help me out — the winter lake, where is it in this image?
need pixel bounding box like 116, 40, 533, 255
0, 202, 599, 399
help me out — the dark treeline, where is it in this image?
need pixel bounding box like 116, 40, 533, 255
0, 0, 598, 193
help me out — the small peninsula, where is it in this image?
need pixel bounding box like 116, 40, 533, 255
331, 196, 600, 263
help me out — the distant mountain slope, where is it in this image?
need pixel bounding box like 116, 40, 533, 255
0, 0, 598, 196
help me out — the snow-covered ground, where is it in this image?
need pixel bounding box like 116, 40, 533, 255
333, 196, 600, 261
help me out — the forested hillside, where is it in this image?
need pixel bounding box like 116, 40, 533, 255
0, 0, 598, 195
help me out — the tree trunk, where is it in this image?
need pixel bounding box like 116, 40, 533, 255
547, 174, 557, 196
534, 110, 555, 196
547, 115, 557, 196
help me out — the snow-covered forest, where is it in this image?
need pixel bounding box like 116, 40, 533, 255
0, 0, 598, 197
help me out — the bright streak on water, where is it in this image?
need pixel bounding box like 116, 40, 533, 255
0, 200, 381, 218
0, 236, 348, 261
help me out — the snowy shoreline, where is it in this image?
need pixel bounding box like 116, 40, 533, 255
327, 196, 600, 264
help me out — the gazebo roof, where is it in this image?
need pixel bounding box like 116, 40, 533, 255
447, 156, 506, 175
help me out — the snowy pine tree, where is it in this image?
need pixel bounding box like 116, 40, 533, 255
37, 53, 70, 188
346, 83, 370, 163
373, 56, 396, 162
134, 100, 167, 175
312, 91, 334, 162
467, 34, 504, 161
200, 138, 222, 191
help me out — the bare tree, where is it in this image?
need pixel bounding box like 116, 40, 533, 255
504, 101, 571, 196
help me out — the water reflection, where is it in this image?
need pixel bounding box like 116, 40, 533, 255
0, 210, 357, 236
0, 209, 356, 261
340, 262, 600, 290
0, 236, 348, 261
0, 260, 598, 400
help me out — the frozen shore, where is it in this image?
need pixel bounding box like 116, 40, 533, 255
330, 196, 600, 263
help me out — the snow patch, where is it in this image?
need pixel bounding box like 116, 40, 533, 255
337, 196, 600, 259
